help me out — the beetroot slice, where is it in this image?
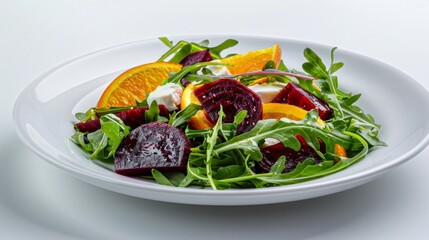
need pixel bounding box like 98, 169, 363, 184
256, 135, 325, 173
179, 50, 213, 66
194, 79, 262, 134
75, 105, 169, 133
114, 122, 190, 176
272, 82, 333, 120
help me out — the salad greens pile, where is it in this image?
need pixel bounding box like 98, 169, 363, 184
72, 37, 385, 190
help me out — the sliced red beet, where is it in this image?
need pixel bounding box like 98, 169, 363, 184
179, 50, 213, 66
114, 122, 190, 176
272, 82, 333, 120
194, 79, 262, 134
75, 119, 101, 133
256, 135, 325, 173
75, 105, 169, 133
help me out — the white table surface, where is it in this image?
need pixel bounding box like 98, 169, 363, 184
2, 0, 429, 239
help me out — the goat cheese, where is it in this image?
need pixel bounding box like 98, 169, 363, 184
147, 83, 182, 111
248, 84, 284, 103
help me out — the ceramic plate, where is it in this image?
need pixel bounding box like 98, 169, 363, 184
13, 35, 429, 205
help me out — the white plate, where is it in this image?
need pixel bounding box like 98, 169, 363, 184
13, 35, 429, 205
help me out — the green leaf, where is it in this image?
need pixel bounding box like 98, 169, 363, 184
100, 114, 130, 158
233, 110, 247, 125
278, 60, 289, 71
302, 48, 345, 118
87, 130, 108, 159
258, 131, 369, 185
75, 112, 88, 121
162, 62, 228, 85
178, 174, 196, 187
159, 36, 173, 48
151, 169, 174, 187
157, 40, 188, 62
209, 39, 238, 59
198, 39, 209, 47
269, 156, 286, 175
74, 108, 97, 123
263, 60, 276, 70
71, 114, 130, 161
344, 93, 361, 105
169, 103, 202, 127
169, 43, 192, 63
303, 49, 328, 79
145, 101, 161, 123
330, 62, 344, 74
157, 38, 238, 63
214, 165, 244, 179
204, 106, 226, 190
213, 118, 350, 161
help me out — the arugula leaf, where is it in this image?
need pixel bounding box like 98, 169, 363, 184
159, 36, 173, 48
151, 169, 189, 187
278, 60, 289, 72
303, 47, 344, 118
183, 107, 365, 189
157, 37, 238, 63
269, 156, 286, 175
258, 131, 368, 185
151, 169, 175, 187
74, 108, 97, 122
162, 62, 228, 85
157, 40, 189, 62
209, 39, 238, 59
71, 114, 130, 161
301, 47, 385, 146
169, 43, 192, 63
213, 165, 244, 179
169, 103, 202, 127
205, 106, 226, 190
100, 114, 130, 158
213, 118, 352, 161
144, 100, 161, 123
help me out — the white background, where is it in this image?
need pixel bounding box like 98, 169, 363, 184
2, 0, 429, 239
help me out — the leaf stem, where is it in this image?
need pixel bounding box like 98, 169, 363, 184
218, 173, 274, 183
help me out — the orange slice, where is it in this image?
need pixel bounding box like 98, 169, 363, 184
219, 44, 282, 74
97, 62, 182, 109
181, 83, 213, 130
262, 103, 326, 126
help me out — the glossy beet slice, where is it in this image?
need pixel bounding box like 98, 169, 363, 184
114, 122, 190, 176
75, 105, 169, 133
194, 79, 262, 134
180, 50, 213, 66
272, 82, 333, 120
256, 135, 325, 173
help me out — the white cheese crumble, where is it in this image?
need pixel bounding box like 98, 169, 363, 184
147, 83, 182, 111
248, 84, 284, 103
197, 60, 231, 76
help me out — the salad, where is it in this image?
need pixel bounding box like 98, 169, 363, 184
71, 37, 385, 190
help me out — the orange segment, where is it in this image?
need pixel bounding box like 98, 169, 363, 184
262, 103, 326, 126
334, 144, 347, 158
181, 83, 201, 109
97, 62, 182, 109
181, 83, 213, 130
219, 44, 282, 74
189, 110, 213, 130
